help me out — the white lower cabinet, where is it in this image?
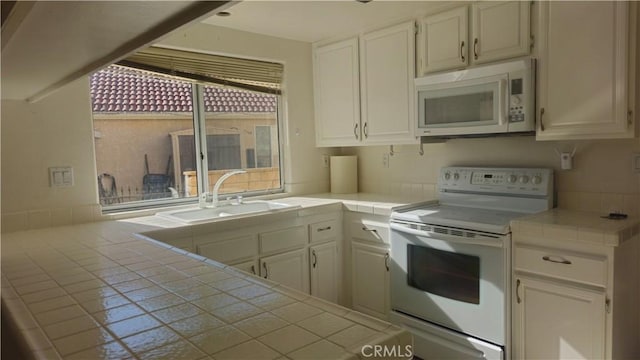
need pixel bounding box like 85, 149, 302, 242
310, 241, 338, 303
260, 248, 309, 293
512, 235, 640, 359
351, 241, 390, 320
513, 276, 606, 359
190, 208, 342, 303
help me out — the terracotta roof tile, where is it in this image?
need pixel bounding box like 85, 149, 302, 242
90, 66, 277, 113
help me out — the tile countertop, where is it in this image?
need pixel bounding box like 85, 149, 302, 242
1, 194, 417, 360
511, 208, 640, 247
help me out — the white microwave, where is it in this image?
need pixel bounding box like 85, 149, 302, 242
415, 58, 535, 138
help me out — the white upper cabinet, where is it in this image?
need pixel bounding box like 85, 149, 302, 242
471, 1, 531, 64
418, 6, 469, 74
359, 21, 417, 145
313, 21, 417, 147
418, 1, 531, 76
536, 1, 635, 140
313, 37, 361, 147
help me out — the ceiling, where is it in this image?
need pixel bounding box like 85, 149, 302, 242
202, 0, 449, 43
1, 1, 230, 101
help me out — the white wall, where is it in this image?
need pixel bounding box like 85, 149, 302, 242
1, 78, 102, 231
1, 22, 337, 232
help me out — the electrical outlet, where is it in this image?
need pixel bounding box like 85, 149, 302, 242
382, 153, 389, 168
322, 154, 330, 168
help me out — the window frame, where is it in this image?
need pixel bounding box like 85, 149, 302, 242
97, 75, 285, 214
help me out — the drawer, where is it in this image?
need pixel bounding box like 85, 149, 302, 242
349, 219, 390, 245
260, 225, 308, 253
515, 245, 607, 287
196, 235, 258, 264
310, 219, 340, 243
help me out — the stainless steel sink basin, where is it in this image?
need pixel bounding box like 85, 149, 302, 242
156, 200, 299, 224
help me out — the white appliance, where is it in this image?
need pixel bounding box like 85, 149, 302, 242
389, 166, 553, 360
415, 59, 535, 138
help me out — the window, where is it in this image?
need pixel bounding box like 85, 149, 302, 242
91, 61, 283, 210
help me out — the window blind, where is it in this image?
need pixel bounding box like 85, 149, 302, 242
117, 46, 283, 94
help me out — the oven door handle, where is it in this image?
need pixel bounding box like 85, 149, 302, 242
389, 222, 504, 248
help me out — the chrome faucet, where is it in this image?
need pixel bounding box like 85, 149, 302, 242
199, 169, 247, 208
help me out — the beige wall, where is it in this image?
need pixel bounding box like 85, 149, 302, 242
94, 114, 277, 199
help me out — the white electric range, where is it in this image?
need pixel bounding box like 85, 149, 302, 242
389, 166, 553, 360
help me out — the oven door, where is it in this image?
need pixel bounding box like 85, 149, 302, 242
389, 221, 508, 345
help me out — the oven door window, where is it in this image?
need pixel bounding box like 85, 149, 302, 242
407, 244, 480, 304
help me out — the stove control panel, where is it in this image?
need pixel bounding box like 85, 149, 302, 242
440, 167, 553, 196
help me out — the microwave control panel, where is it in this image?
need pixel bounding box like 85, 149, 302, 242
509, 78, 525, 123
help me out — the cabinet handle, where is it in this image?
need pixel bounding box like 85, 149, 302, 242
516, 279, 521, 304
460, 41, 465, 62
384, 252, 390, 272
317, 226, 332, 232
354, 123, 359, 140
606, 297, 611, 314
628, 110, 634, 126
540, 107, 545, 131
473, 38, 479, 60
312, 250, 317, 268
542, 255, 572, 265
362, 226, 378, 235
363, 122, 369, 139
262, 262, 268, 279
250, 265, 256, 275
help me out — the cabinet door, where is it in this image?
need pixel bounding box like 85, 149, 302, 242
471, 1, 531, 64
418, 6, 468, 74
313, 37, 361, 147
537, 1, 634, 140
513, 276, 606, 360
351, 242, 390, 320
310, 242, 338, 303
260, 248, 309, 293
360, 21, 417, 145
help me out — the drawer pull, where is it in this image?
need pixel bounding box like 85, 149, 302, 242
317, 226, 332, 232
384, 252, 390, 271
362, 226, 378, 235
542, 255, 572, 265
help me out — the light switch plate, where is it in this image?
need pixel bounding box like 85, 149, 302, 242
634, 153, 640, 174
49, 166, 74, 187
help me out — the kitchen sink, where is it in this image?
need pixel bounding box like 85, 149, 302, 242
156, 200, 300, 224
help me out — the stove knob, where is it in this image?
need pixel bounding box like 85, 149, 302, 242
507, 175, 518, 183
444, 172, 451, 180
519, 175, 530, 184
532, 175, 542, 185
453, 173, 460, 181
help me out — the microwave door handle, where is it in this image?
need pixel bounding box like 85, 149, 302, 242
500, 78, 508, 126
